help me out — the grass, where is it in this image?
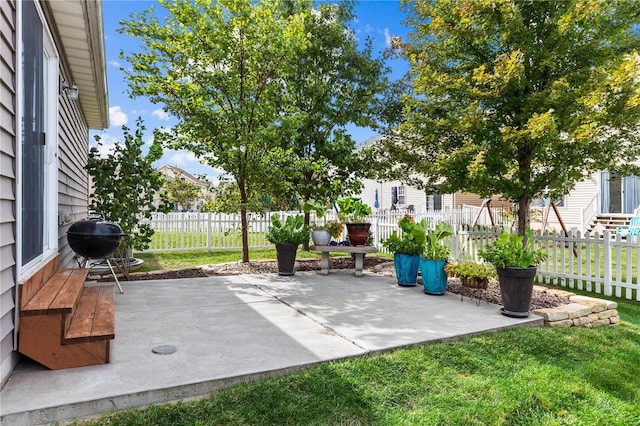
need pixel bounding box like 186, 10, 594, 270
78, 255, 640, 426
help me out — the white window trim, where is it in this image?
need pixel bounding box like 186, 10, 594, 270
16, 1, 60, 283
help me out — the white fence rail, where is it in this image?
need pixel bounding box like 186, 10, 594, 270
137, 212, 639, 301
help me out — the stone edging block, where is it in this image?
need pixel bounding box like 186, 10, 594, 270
532, 286, 620, 328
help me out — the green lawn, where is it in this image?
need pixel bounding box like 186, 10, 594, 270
78, 260, 640, 425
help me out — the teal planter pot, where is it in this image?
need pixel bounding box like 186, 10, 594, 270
393, 254, 420, 287
420, 258, 448, 295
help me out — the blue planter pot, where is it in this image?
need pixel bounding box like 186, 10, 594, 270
420, 258, 448, 295
393, 254, 420, 287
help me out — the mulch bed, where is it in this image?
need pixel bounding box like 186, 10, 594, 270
119, 256, 568, 309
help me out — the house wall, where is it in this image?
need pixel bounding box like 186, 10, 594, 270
0, 0, 17, 388
541, 173, 599, 232
57, 67, 90, 268
1, 0, 97, 387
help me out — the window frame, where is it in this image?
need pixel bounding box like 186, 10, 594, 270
16, 0, 60, 282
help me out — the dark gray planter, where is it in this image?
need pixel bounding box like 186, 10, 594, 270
496, 266, 537, 317
276, 243, 299, 276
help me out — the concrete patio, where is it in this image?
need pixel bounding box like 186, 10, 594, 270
0, 271, 543, 425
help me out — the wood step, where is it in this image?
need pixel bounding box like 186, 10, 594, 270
64, 285, 115, 343
18, 267, 115, 370
21, 268, 88, 316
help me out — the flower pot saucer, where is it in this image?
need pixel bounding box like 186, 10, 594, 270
500, 307, 530, 318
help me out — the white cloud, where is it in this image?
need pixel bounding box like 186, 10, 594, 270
90, 133, 120, 158
109, 106, 128, 127
107, 60, 120, 68
383, 28, 392, 47
152, 109, 170, 121
168, 150, 198, 166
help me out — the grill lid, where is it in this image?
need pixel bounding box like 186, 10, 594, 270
67, 219, 124, 237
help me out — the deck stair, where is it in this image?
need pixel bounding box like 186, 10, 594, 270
586, 214, 633, 235
18, 255, 115, 370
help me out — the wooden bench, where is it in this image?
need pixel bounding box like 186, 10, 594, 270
19, 255, 115, 370
310, 245, 378, 277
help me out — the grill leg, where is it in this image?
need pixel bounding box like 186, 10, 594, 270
106, 258, 124, 294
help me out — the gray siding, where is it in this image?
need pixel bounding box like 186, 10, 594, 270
57, 72, 90, 268
0, 0, 17, 387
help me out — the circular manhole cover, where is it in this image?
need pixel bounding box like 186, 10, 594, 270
152, 345, 177, 355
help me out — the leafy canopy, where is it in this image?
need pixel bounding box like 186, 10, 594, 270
119, 0, 309, 262
87, 118, 168, 252
371, 0, 640, 234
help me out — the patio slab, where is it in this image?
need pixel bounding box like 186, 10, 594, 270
0, 271, 542, 425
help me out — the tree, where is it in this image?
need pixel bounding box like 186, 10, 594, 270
164, 176, 201, 211
87, 118, 168, 252
371, 0, 640, 235
276, 0, 389, 222
119, 0, 309, 262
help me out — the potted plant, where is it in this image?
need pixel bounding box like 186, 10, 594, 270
336, 197, 372, 246
446, 261, 496, 289
303, 199, 331, 246
479, 229, 547, 317
266, 214, 311, 276
382, 214, 427, 286
420, 221, 453, 295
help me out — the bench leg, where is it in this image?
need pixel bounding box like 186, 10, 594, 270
354, 254, 364, 277
320, 252, 330, 275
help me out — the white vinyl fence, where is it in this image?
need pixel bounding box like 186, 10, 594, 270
137, 211, 639, 301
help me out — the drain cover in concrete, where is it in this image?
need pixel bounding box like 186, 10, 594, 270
152, 345, 177, 355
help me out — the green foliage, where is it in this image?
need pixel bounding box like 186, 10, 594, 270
275, 1, 390, 211
382, 214, 427, 255
373, 0, 640, 234
119, 0, 309, 262
336, 197, 372, 223
164, 177, 202, 212
86, 118, 168, 251
302, 199, 329, 228
423, 221, 453, 260
480, 229, 547, 269
266, 214, 311, 245
447, 261, 496, 280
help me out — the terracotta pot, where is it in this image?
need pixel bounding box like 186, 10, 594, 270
345, 223, 371, 246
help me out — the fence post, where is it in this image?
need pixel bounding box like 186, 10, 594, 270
603, 231, 612, 296
206, 212, 211, 252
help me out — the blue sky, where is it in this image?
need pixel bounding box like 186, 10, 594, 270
93, 0, 410, 183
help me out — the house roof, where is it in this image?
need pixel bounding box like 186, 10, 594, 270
46, 0, 109, 129
158, 165, 210, 188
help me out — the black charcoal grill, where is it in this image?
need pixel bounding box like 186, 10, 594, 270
67, 218, 125, 293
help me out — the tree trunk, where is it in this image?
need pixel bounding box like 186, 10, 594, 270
238, 178, 250, 263
240, 206, 249, 263
302, 211, 310, 251
517, 195, 530, 239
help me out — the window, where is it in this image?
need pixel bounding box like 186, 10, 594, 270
426, 194, 442, 211
18, 0, 59, 279
392, 185, 406, 206
398, 186, 406, 205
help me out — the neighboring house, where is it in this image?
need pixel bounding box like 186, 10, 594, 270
157, 165, 213, 211
0, 0, 108, 386
358, 136, 640, 231
357, 136, 511, 213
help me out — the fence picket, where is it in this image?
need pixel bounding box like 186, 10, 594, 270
137, 211, 638, 300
